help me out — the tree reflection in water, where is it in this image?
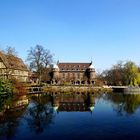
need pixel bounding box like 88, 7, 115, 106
1, 92, 140, 137
1, 92, 140, 139
0, 94, 56, 139
0, 93, 96, 139
0, 96, 27, 139
105, 93, 140, 115
24, 94, 55, 134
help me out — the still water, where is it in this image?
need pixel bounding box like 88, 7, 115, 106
1, 92, 140, 140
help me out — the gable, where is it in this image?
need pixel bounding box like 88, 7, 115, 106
0, 62, 6, 68
0, 51, 28, 71
0, 57, 6, 68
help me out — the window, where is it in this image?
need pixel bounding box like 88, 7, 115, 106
73, 73, 75, 78
75, 73, 78, 78
63, 73, 65, 78
70, 73, 73, 78
78, 73, 80, 79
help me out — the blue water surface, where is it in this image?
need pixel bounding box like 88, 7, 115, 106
1, 93, 140, 140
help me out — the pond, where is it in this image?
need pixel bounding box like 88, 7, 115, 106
1, 92, 140, 140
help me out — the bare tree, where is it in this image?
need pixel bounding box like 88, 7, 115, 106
27, 45, 53, 83
6, 46, 17, 56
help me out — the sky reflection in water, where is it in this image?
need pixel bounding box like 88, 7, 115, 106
0, 93, 140, 140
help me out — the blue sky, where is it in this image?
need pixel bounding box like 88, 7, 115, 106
0, 0, 140, 71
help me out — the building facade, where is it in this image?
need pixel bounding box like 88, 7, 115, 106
0, 51, 29, 82
51, 62, 96, 85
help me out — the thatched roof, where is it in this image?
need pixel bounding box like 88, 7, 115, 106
0, 51, 28, 71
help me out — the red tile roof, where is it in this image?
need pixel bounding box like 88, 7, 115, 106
58, 63, 91, 71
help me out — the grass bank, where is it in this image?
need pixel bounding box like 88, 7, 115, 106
43, 85, 112, 94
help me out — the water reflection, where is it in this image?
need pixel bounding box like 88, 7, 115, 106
105, 93, 140, 115
0, 95, 28, 139
0, 93, 95, 138
1, 92, 140, 139
24, 95, 54, 134
52, 93, 95, 112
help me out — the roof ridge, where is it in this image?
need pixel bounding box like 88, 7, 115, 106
0, 51, 28, 71
58, 62, 91, 64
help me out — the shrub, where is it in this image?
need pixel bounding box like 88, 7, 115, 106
0, 78, 12, 95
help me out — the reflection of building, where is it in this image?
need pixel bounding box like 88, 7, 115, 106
52, 94, 95, 112
3, 95, 28, 111
51, 61, 96, 85
0, 51, 29, 82
0, 95, 29, 122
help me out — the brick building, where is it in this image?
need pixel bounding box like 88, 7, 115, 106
51, 61, 96, 85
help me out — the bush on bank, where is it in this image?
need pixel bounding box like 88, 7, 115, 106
0, 78, 13, 96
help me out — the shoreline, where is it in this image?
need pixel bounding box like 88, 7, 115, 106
42, 85, 113, 94
27, 85, 140, 94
